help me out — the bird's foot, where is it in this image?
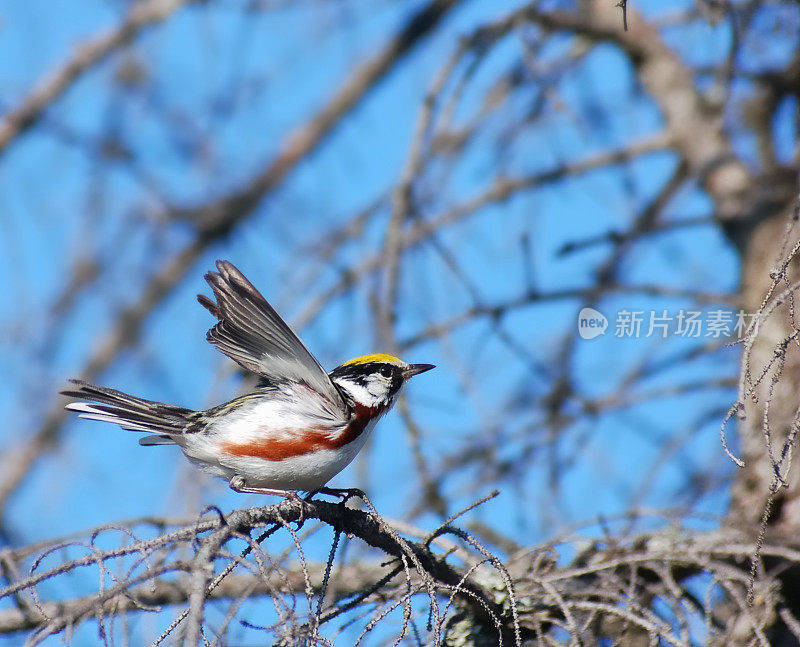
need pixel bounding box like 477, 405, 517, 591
305, 486, 367, 505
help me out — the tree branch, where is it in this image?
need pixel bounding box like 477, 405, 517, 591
0, 0, 189, 156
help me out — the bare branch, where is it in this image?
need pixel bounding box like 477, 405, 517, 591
0, 0, 190, 156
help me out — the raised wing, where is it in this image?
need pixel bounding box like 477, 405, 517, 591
198, 260, 347, 414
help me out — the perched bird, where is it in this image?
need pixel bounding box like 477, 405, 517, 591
62, 260, 434, 497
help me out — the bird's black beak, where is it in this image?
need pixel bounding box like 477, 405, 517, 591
403, 363, 435, 379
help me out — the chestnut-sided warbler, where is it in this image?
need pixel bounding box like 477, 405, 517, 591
62, 260, 434, 497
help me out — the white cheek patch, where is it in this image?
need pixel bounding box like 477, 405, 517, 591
368, 376, 394, 397
345, 382, 374, 404
331, 374, 401, 410
333, 379, 385, 409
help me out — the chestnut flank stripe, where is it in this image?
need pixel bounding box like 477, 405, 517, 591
221, 404, 380, 462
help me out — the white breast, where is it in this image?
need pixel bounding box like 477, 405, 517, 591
176, 385, 377, 491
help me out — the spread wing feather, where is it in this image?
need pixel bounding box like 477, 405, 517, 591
199, 260, 347, 415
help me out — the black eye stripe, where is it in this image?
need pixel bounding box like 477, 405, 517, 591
330, 362, 402, 381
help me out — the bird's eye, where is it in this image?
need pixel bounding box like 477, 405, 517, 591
379, 366, 393, 378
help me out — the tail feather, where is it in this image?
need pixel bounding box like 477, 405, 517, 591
61, 379, 200, 440
139, 434, 178, 446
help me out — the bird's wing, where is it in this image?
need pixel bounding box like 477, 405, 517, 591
198, 260, 347, 415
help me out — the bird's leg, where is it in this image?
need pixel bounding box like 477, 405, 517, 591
305, 486, 367, 504
229, 476, 307, 526
229, 475, 298, 498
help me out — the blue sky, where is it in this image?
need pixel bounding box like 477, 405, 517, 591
1, 0, 798, 643
0, 0, 743, 543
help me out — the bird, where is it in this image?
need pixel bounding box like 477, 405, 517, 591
61, 260, 434, 498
